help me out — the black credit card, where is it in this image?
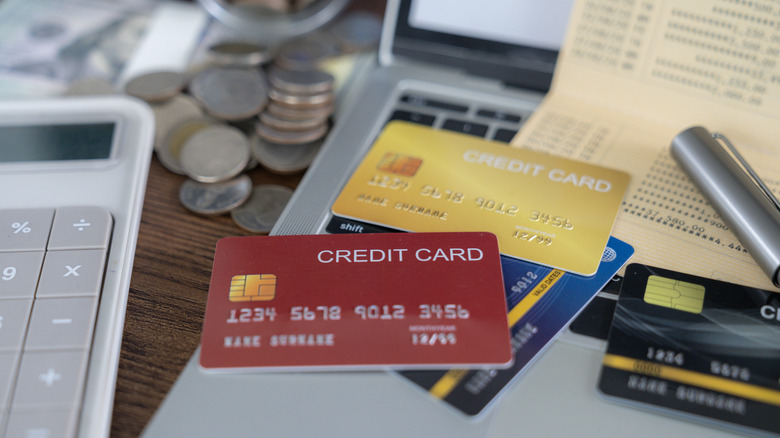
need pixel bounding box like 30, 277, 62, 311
599, 263, 780, 435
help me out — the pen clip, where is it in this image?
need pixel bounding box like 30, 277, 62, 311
711, 132, 780, 213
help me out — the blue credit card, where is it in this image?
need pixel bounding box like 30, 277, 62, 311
399, 236, 634, 416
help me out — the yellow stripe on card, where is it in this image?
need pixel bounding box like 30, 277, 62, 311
507, 269, 564, 326
429, 369, 470, 399
428, 269, 564, 400
602, 354, 780, 407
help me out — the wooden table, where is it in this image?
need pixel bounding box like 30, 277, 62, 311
110, 2, 387, 435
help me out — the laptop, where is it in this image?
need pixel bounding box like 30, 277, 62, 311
142, 1, 740, 436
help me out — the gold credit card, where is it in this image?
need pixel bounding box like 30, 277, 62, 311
332, 122, 630, 275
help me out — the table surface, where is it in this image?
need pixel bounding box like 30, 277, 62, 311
109, 2, 387, 436
109, 158, 303, 437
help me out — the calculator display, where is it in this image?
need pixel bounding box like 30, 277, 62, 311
0, 122, 115, 163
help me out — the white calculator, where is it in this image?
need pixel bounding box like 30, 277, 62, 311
0, 96, 154, 437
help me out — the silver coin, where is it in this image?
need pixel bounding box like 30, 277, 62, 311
268, 87, 334, 108
63, 77, 116, 96
179, 125, 251, 183
250, 134, 322, 174
189, 67, 269, 121
256, 121, 328, 144
124, 71, 188, 103
327, 11, 382, 53
158, 118, 214, 174
259, 110, 326, 131
266, 101, 334, 121
207, 41, 274, 67
274, 37, 336, 71
267, 67, 334, 94
230, 184, 294, 233
150, 94, 205, 151
179, 174, 253, 215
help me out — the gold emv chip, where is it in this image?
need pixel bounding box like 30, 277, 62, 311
230, 274, 276, 302
643, 275, 705, 314
376, 152, 422, 177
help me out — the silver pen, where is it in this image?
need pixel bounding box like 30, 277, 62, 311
670, 126, 780, 287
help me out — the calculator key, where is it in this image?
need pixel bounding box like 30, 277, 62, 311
0, 352, 19, 410
5, 407, 77, 438
36, 250, 106, 298
388, 110, 436, 126
0, 300, 33, 351
48, 206, 112, 251
0, 209, 54, 252
441, 119, 488, 137
11, 350, 88, 408
24, 297, 98, 350
493, 128, 518, 143
0, 252, 44, 299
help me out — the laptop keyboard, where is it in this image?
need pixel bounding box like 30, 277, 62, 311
0, 206, 112, 437
388, 93, 526, 143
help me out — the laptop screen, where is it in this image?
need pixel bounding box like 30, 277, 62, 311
392, 0, 574, 91
409, 0, 571, 51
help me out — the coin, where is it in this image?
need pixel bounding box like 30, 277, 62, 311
327, 11, 382, 53
266, 101, 334, 121
274, 37, 337, 71
267, 67, 334, 94
189, 67, 269, 121
124, 71, 188, 102
268, 87, 334, 108
158, 117, 214, 174
179, 125, 251, 183
256, 121, 328, 144
63, 77, 116, 96
259, 110, 325, 131
207, 41, 274, 67
179, 174, 253, 215
230, 184, 294, 233
150, 94, 205, 151
250, 134, 322, 174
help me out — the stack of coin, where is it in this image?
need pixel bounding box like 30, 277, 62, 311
252, 66, 335, 174
116, 9, 380, 230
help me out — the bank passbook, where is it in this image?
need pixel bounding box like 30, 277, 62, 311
599, 264, 780, 435
331, 121, 630, 276
199, 232, 513, 371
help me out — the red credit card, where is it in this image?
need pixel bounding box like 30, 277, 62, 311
199, 232, 512, 371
